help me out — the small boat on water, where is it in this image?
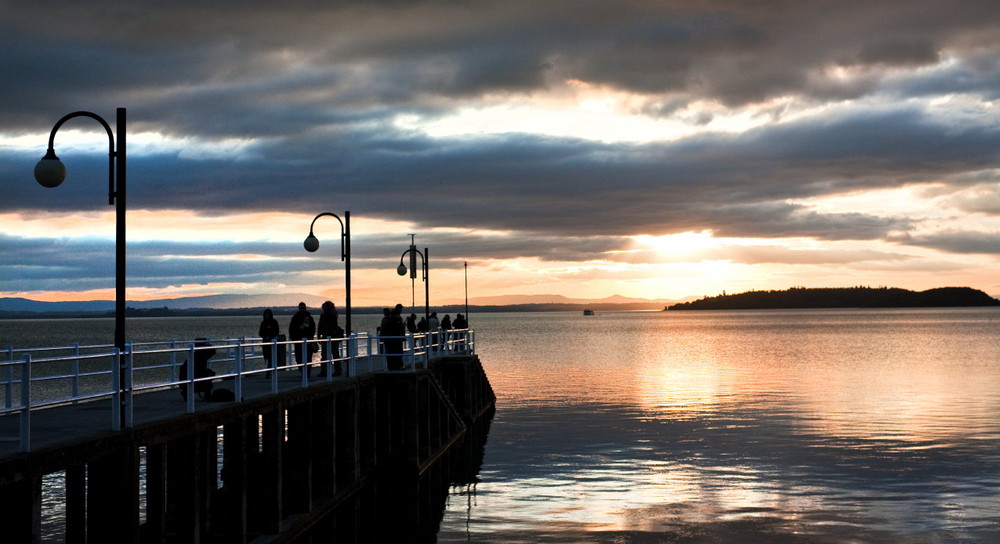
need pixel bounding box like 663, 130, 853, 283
583, 309, 595, 316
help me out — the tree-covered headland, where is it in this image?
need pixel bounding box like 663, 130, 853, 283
666, 286, 1000, 311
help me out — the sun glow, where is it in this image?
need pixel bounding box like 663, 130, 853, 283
632, 231, 720, 257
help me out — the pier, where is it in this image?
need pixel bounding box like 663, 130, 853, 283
0, 332, 495, 543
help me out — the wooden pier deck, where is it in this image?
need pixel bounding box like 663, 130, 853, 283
0, 354, 495, 543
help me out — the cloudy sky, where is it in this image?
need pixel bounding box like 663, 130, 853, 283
2, 0, 999, 307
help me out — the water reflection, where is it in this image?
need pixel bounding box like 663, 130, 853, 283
438, 309, 1000, 543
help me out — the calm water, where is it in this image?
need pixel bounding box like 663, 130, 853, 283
443, 308, 1000, 543
4, 308, 1000, 542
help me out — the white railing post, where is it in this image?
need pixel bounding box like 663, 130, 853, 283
185, 343, 196, 413
71, 342, 80, 399
424, 336, 431, 368
346, 333, 353, 377
324, 337, 333, 380
110, 347, 121, 430
20, 354, 31, 452
406, 332, 414, 370
300, 339, 310, 387
270, 338, 279, 393
124, 344, 134, 428
169, 340, 178, 382
235, 339, 244, 402
344, 331, 358, 376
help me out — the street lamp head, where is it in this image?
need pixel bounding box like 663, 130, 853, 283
303, 233, 320, 252
397, 263, 408, 276
34, 149, 66, 188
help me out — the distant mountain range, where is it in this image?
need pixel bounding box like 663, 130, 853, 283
0, 293, 327, 314
666, 286, 1000, 311
0, 293, 679, 317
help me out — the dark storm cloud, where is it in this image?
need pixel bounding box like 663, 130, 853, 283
4, 0, 1000, 128
0, 228, 626, 293
3, 107, 993, 247
110, 108, 991, 240
3, 0, 1000, 276
892, 230, 1000, 255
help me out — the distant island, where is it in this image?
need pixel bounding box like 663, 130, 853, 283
665, 286, 1000, 311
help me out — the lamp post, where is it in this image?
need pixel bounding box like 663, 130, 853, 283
35, 107, 128, 427
397, 244, 429, 325
408, 234, 417, 307
303, 211, 352, 336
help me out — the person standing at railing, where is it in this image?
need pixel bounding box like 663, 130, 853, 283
383, 303, 406, 370
317, 301, 344, 376
452, 314, 468, 351
259, 308, 281, 369
289, 302, 316, 371
440, 314, 452, 351
417, 314, 429, 351
377, 308, 390, 354
405, 312, 418, 351
428, 312, 440, 351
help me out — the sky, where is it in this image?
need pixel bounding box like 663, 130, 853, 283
1, 0, 999, 307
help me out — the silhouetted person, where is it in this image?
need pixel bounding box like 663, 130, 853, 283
179, 339, 216, 400
428, 312, 440, 351
441, 314, 452, 330
317, 300, 344, 376
406, 313, 417, 334
452, 313, 469, 350
383, 304, 406, 370
289, 302, 316, 370
378, 307, 391, 354
258, 308, 281, 368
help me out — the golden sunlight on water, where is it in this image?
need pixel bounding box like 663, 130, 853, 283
445, 308, 1000, 542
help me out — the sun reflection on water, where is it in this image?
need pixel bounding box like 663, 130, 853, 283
444, 308, 1000, 542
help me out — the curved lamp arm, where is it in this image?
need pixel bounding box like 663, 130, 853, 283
304, 212, 346, 260
397, 247, 427, 280
34, 111, 118, 205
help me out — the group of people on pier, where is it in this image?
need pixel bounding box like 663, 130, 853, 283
256, 301, 469, 373
257, 301, 345, 376
179, 301, 468, 400
400, 310, 468, 335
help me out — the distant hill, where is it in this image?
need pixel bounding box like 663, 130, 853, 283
0, 293, 678, 319
0, 293, 329, 314
666, 287, 1000, 311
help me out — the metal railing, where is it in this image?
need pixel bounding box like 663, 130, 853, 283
1, 329, 474, 452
